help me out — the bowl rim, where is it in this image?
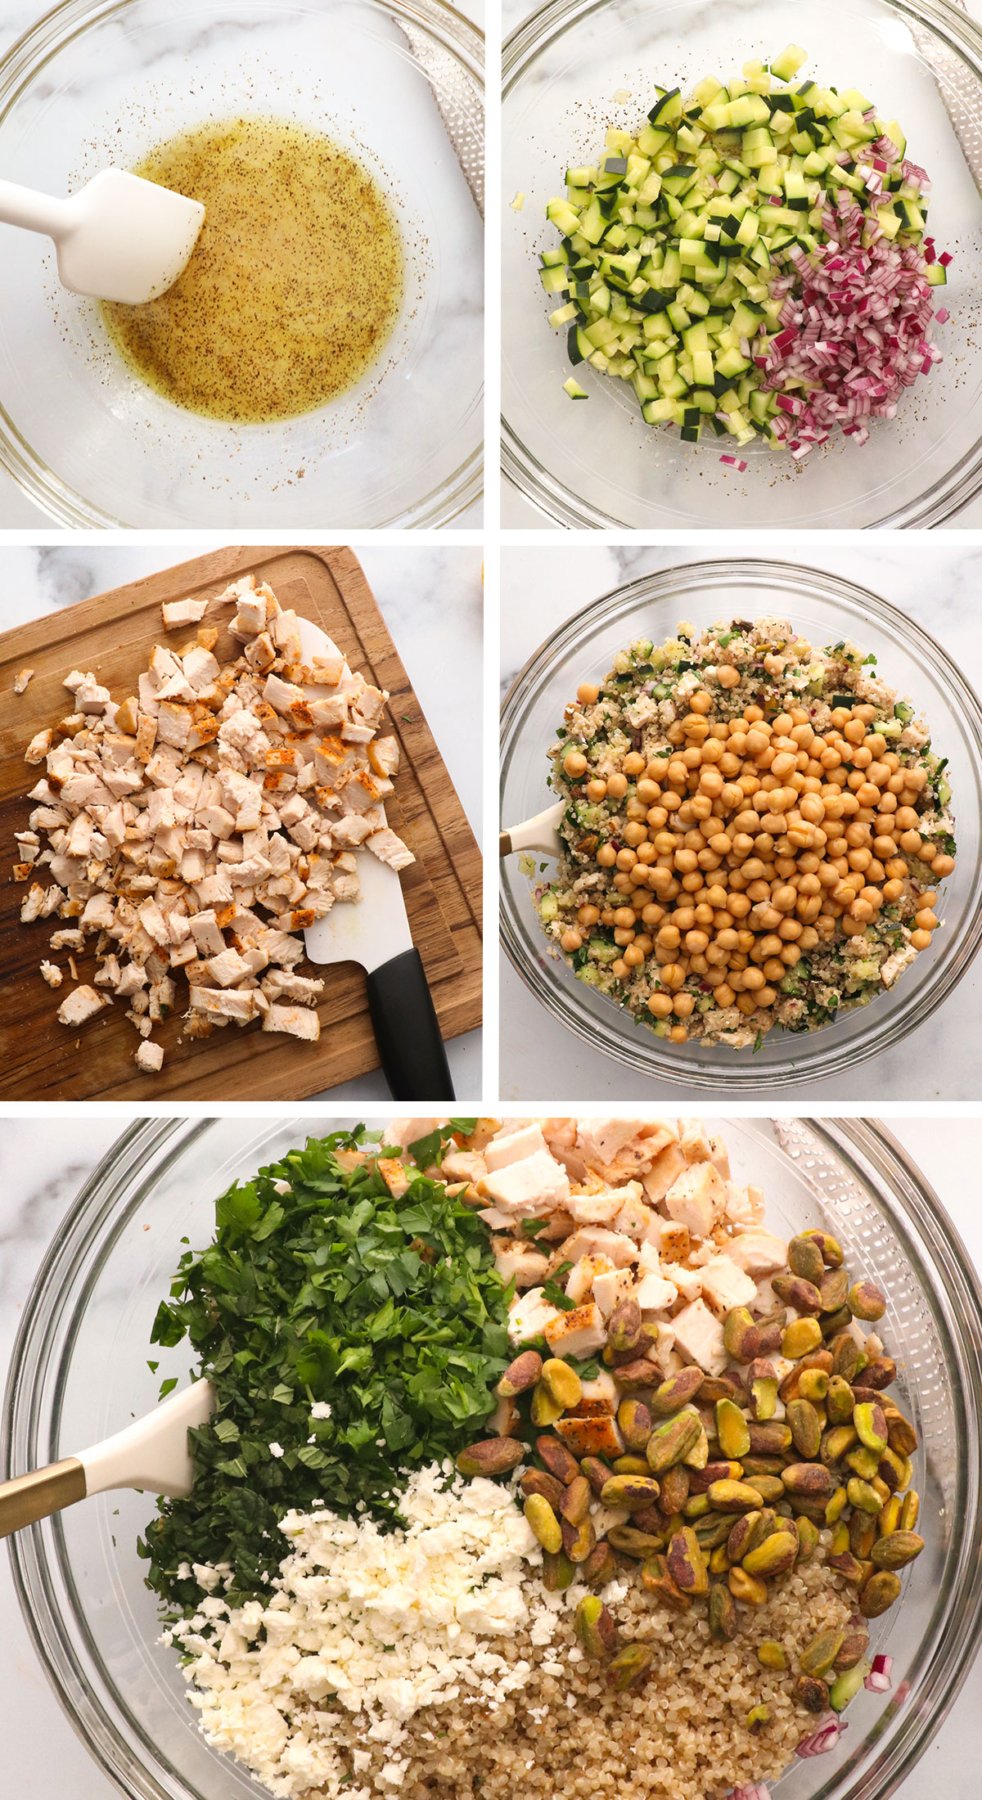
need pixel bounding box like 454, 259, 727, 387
3, 1114, 982, 1800
0, 0, 485, 529
500, 0, 982, 530
499, 554, 982, 1090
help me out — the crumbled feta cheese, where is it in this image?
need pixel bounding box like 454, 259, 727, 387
174, 1465, 575, 1799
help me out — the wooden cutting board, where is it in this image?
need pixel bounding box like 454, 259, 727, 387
0, 546, 482, 1099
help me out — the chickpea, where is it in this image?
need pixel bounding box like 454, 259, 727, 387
910, 929, 932, 950
576, 682, 600, 705
563, 749, 587, 778
610, 958, 628, 979
915, 909, 939, 931
718, 664, 740, 689
560, 929, 582, 952
934, 853, 956, 877
647, 992, 673, 1018
597, 844, 617, 868
669, 1025, 688, 1042
623, 944, 646, 968
577, 904, 600, 927
616, 847, 638, 872
606, 772, 628, 800
673, 992, 696, 1018
586, 778, 608, 802
622, 822, 647, 848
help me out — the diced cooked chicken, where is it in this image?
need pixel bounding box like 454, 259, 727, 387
634, 1270, 679, 1312
484, 1123, 548, 1172
671, 1296, 728, 1375
56, 985, 107, 1027
544, 1302, 606, 1359
39, 960, 62, 988
261, 1003, 321, 1041
553, 1414, 624, 1460
162, 596, 208, 628
561, 1227, 638, 1269
679, 1118, 715, 1163
663, 1162, 728, 1239
566, 1189, 629, 1227
613, 1193, 652, 1239
135, 1039, 164, 1073
482, 1149, 571, 1218
724, 1184, 766, 1228
365, 828, 415, 872
441, 1149, 487, 1183
726, 1230, 789, 1278
492, 1239, 550, 1289
699, 1254, 759, 1319
25, 727, 54, 764
13, 667, 34, 694
564, 1253, 615, 1306
641, 1142, 688, 1202
16, 576, 414, 1066
189, 987, 261, 1024
645, 1216, 691, 1262
507, 1286, 563, 1345
578, 1369, 618, 1413
591, 1267, 635, 1318
660, 1261, 704, 1302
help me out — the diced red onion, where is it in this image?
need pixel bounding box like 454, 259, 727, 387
755, 195, 948, 452
719, 454, 748, 471
729, 1787, 772, 1800
936, 307, 950, 323
797, 1715, 848, 1758
865, 1653, 894, 1694
939, 251, 953, 267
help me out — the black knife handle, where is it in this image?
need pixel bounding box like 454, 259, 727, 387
365, 948, 456, 1101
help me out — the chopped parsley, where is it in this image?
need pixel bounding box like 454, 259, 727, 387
141, 1130, 509, 1613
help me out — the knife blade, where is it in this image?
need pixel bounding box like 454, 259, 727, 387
296, 615, 454, 1101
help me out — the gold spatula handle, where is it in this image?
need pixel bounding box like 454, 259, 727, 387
0, 1458, 86, 1538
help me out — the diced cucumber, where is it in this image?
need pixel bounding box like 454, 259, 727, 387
563, 376, 589, 398
770, 44, 807, 81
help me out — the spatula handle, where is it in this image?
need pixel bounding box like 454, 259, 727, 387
366, 948, 455, 1101
0, 178, 74, 240
0, 1458, 86, 1539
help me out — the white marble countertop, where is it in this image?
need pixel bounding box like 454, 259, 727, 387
1, 1114, 980, 1800
3, 541, 483, 1099
499, 538, 982, 1101
500, 0, 982, 529
0, 0, 484, 529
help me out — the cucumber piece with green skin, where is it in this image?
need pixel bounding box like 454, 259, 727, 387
770, 44, 807, 81
563, 376, 589, 398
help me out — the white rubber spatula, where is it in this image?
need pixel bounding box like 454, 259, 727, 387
296, 616, 455, 1102
0, 169, 205, 304
499, 800, 564, 859
0, 1379, 214, 1539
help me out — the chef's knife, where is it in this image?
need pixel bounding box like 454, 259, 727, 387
297, 617, 454, 1101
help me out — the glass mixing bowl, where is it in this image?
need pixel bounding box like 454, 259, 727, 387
4, 1116, 982, 1800
0, 0, 483, 526
500, 558, 982, 1090
502, 0, 982, 528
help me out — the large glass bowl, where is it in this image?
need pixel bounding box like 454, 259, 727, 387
500, 557, 982, 1090
3, 1116, 982, 1800
0, 0, 483, 527
502, 0, 982, 528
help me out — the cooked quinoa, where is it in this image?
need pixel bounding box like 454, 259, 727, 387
293, 1563, 851, 1800
535, 617, 956, 1050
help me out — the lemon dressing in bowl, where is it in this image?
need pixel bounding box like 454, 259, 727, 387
103, 116, 403, 423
